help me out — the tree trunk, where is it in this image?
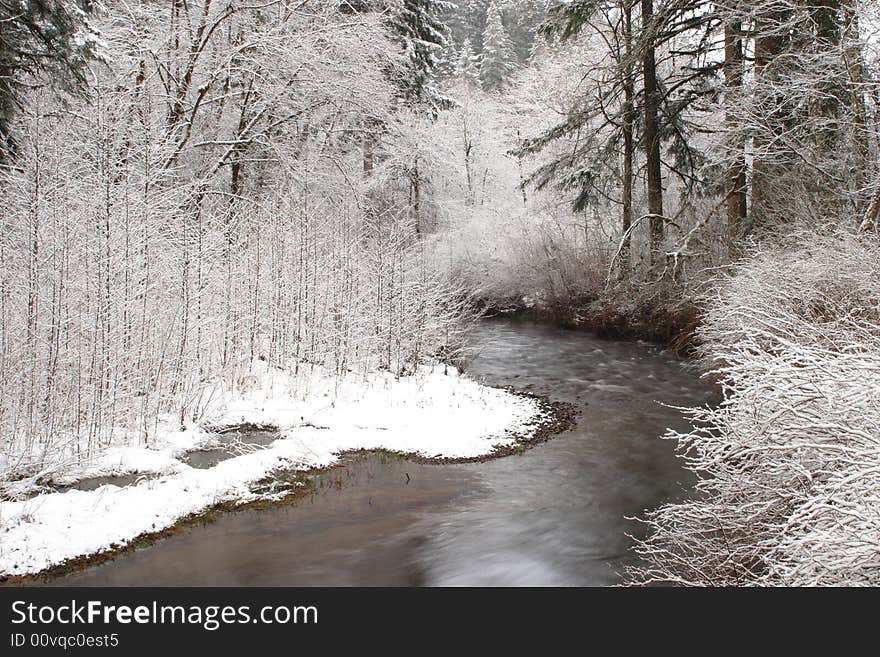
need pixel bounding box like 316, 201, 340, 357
621, 0, 635, 272
751, 5, 790, 229
363, 132, 374, 177
859, 176, 880, 234
412, 158, 421, 238
724, 17, 747, 240
844, 0, 870, 217
814, 0, 843, 126
0, 65, 16, 162
463, 114, 475, 205
641, 0, 664, 265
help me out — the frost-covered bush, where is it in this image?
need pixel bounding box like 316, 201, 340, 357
415, 72, 615, 313
629, 229, 880, 586
428, 204, 609, 312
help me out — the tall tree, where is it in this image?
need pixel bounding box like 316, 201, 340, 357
389, 0, 454, 112
456, 37, 481, 86
726, 1, 788, 230
479, 0, 517, 91
843, 0, 871, 222
640, 0, 664, 264
723, 7, 747, 238
620, 0, 636, 271
810, 0, 848, 159
744, 0, 857, 230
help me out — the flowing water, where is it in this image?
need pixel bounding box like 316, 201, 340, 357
55, 319, 712, 586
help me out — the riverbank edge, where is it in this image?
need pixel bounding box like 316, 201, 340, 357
0, 389, 578, 585
480, 297, 702, 355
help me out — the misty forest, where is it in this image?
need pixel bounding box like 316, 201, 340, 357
1, 0, 879, 587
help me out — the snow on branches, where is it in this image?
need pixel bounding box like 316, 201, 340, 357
628, 228, 880, 586
0, 1, 471, 493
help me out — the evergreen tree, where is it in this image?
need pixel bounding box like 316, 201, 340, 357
479, 0, 516, 91
389, 0, 455, 112
442, 0, 490, 53
519, 0, 719, 268
742, 0, 856, 230
502, 0, 552, 63
0, 0, 100, 159
456, 37, 481, 87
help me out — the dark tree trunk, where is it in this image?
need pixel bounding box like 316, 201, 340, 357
621, 0, 635, 272
0, 65, 16, 163
860, 177, 880, 233
412, 159, 421, 238
363, 133, 374, 177
641, 0, 664, 265
813, 0, 845, 157
724, 17, 747, 240
751, 5, 790, 229
844, 0, 870, 217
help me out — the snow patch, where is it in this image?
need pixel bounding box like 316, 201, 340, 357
0, 363, 545, 577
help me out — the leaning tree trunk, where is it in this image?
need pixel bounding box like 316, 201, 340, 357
859, 178, 880, 234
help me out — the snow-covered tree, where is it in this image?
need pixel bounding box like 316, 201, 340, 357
479, 0, 516, 91
389, 0, 454, 112
456, 37, 481, 86
0, 0, 101, 159
442, 0, 549, 64
0, 0, 470, 490
441, 0, 490, 52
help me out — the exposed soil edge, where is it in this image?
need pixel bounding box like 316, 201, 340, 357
478, 297, 702, 356
0, 389, 577, 586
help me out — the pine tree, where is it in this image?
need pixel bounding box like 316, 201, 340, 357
389, 0, 454, 112
517, 0, 717, 271
456, 37, 481, 87
502, 0, 552, 63
441, 0, 489, 53
0, 0, 100, 159
479, 0, 516, 91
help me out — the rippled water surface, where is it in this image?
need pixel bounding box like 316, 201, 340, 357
56, 319, 712, 586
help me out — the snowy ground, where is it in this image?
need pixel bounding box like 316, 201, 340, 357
0, 363, 545, 578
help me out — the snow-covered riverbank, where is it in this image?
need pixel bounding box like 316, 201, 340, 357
629, 231, 880, 587
0, 363, 547, 578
